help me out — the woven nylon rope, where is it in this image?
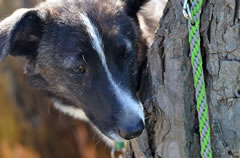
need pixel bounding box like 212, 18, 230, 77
188, 0, 213, 157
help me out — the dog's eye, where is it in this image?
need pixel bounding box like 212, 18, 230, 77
72, 65, 86, 74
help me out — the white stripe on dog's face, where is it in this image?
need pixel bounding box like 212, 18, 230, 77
79, 12, 144, 122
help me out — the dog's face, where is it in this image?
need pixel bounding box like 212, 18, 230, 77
0, 0, 147, 143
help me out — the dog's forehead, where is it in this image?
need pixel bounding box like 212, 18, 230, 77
46, 0, 134, 37
44, 7, 134, 57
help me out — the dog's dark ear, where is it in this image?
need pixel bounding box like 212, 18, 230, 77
0, 8, 47, 61
123, 0, 149, 19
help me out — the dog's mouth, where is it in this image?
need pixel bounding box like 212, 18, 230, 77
53, 100, 145, 147
90, 120, 145, 148
89, 119, 145, 147
90, 125, 144, 148
89, 123, 126, 147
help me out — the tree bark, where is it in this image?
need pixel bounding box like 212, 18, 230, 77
126, 0, 240, 158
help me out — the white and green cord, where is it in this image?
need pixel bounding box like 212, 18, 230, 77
183, 0, 213, 157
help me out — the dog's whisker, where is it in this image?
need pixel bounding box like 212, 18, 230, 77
144, 116, 152, 120
92, 133, 97, 142
94, 137, 103, 149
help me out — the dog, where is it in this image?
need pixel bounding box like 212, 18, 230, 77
0, 0, 161, 146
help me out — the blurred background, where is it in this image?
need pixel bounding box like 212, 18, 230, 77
0, 1, 111, 158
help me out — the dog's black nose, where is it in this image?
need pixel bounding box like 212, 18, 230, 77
118, 120, 145, 140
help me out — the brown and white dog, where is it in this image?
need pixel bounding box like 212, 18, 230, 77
0, 0, 163, 146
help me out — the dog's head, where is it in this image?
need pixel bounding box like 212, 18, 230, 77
0, 0, 148, 143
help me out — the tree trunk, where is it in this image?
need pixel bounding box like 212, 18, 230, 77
125, 0, 240, 158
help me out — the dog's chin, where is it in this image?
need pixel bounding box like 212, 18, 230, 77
89, 122, 126, 148
52, 100, 126, 147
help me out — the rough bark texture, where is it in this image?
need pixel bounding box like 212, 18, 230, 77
202, 0, 240, 157
126, 0, 240, 158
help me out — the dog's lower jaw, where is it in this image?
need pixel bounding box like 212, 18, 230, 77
53, 100, 89, 121
52, 100, 125, 147
89, 122, 126, 147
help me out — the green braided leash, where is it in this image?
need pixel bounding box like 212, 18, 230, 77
183, 0, 213, 158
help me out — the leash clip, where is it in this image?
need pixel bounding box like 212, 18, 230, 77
182, 0, 192, 20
